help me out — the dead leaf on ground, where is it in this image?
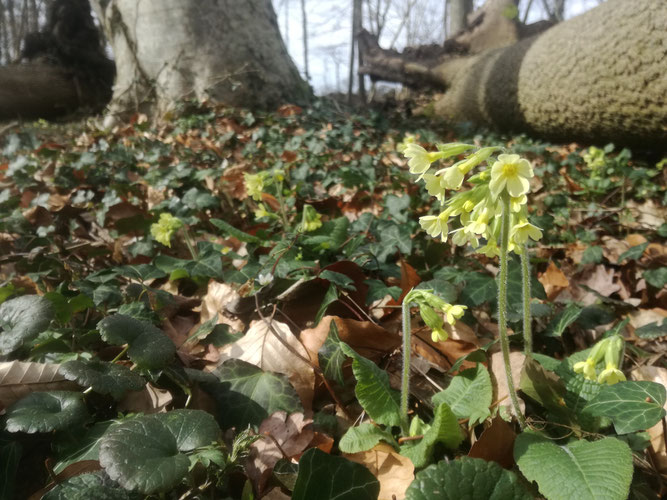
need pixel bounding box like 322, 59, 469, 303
630, 366, 667, 475
538, 261, 570, 300
468, 415, 517, 469
199, 280, 244, 332
344, 443, 414, 500
218, 320, 315, 410
0, 361, 78, 410
626, 199, 666, 230
628, 308, 667, 332
117, 383, 172, 414
246, 411, 313, 496
583, 265, 621, 298
601, 236, 630, 265
489, 351, 526, 417
300, 315, 400, 366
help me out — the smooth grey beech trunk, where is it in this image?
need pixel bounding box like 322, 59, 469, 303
90, 0, 310, 120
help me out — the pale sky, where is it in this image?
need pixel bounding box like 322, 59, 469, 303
274, 0, 604, 94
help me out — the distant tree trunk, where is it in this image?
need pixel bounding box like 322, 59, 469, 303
347, 0, 366, 103
359, 0, 666, 146
448, 0, 473, 36
301, 0, 309, 81
90, 0, 310, 121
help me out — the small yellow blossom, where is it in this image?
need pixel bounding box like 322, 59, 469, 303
477, 238, 501, 258
573, 359, 597, 381
443, 303, 466, 325
440, 165, 466, 190
244, 173, 265, 201
254, 203, 272, 219
301, 204, 323, 232
419, 212, 449, 242
404, 143, 443, 179
423, 174, 446, 203
511, 219, 543, 245
597, 362, 626, 385
397, 134, 416, 154
489, 154, 534, 197
150, 213, 183, 247
510, 194, 527, 212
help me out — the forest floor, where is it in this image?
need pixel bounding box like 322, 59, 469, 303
0, 100, 665, 499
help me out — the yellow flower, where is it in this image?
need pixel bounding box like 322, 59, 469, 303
573, 359, 597, 381
397, 134, 416, 153
150, 213, 183, 247
439, 165, 465, 190
597, 362, 626, 385
489, 154, 534, 197
477, 238, 500, 258
423, 174, 446, 203
442, 303, 466, 325
404, 143, 443, 179
510, 219, 543, 245
431, 325, 449, 343
451, 228, 479, 248
510, 194, 527, 212
419, 212, 449, 242
244, 173, 264, 201
465, 207, 492, 236
301, 204, 323, 232
254, 203, 271, 219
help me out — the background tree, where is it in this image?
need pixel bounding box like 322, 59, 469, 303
358, 0, 666, 146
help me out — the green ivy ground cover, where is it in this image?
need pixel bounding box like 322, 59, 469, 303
0, 100, 665, 499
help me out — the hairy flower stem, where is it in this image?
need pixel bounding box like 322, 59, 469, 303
499, 196, 527, 429
400, 298, 412, 435
521, 250, 533, 358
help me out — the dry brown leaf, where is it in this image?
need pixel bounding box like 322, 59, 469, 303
538, 261, 570, 300
0, 361, 78, 410
246, 411, 313, 496
263, 488, 291, 500
626, 199, 667, 230
489, 351, 526, 417
300, 316, 400, 366
218, 320, 315, 409
117, 383, 172, 414
601, 236, 630, 264
468, 415, 516, 469
630, 366, 667, 475
583, 265, 621, 297
344, 443, 414, 500
200, 280, 244, 332
629, 308, 667, 331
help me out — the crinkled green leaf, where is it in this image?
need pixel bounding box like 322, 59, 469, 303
292, 448, 379, 500
315, 284, 338, 325
97, 314, 175, 369
42, 471, 138, 500
400, 402, 463, 467
584, 381, 666, 434
515, 432, 633, 500
643, 267, 667, 288
432, 364, 492, 426
618, 242, 649, 263
53, 421, 117, 474
59, 360, 146, 399
406, 457, 532, 500
210, 218, 262, 244
318, 319, 346, 386
340, 342, 401, 427
459, 272, 496, 306
339, 423, 398, 453
0, 295, 53, 354
5, 391, 87, 433
212, 359, 302, 428
99, 410, 220, 494
114, 264, 167, 282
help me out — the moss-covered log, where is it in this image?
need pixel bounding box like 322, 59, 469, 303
361, 0, 667, 146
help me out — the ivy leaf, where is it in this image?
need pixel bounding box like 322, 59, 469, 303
319, 270, 356, 291
99, 410, 220, 494
339, 423, 398, 453
400, 402, 463, 467
318, 320, 346, 386
617, 242, 649, 263
97, 315, 175, 369
0, 295, 54, 354
114, 264, 167, 282
42, 471, 139, 500
583, 381, 666, 434
59, 360, 146, 399
292, 448, 379, 500
405, 457, 532, 500
314, 284, 339, 325
5, 391, 87, 433
634, 320, 667, 339
212, 359, 302, 428
432, 364, 492, 426
459, 272, 495, 306
340, 342, 401, 427
643, 267, 667, 289
515, 432, 633, 500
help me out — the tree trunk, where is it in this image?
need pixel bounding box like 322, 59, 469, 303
448, 0, 473, 37
90, 0, 311, 120
359, 0, 666, 146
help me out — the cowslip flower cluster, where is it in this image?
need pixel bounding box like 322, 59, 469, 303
404, 289, 466, 342
573, 335, 626, 385
401, 140, 543, 254
150, 213, 183, 247
300, 204, 323, 232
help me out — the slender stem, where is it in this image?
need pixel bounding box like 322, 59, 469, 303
400, 298, 412, 435
183, 228, 198, 260
110, 345, 129, 364
521, 249, 533, 358
275, 180, 290, 229
498, 196, 527, 428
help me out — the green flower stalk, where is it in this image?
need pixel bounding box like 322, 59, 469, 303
400, 289, 466, 434
573, 335, 626, 385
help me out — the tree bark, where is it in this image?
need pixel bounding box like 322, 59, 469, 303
90, 0, 311, 120
359, 0, 667, 146
448, 0, 473, 37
